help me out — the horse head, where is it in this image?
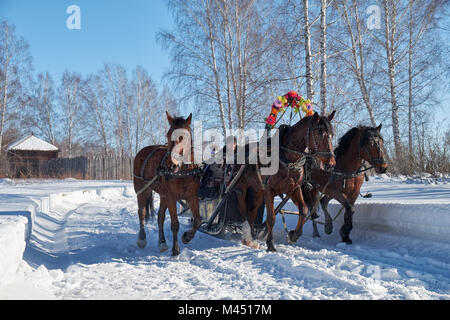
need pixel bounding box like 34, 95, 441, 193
166, 111, 193, 167
310, 110, 336, 169
287, 111, 336, 170
360, 124, 388, 174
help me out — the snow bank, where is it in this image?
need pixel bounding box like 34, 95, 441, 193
352, 203, 450, 242
0, 216, 28, 287
0, 180, 134, 290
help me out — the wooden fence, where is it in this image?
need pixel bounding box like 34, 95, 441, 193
9, 156, 134, 180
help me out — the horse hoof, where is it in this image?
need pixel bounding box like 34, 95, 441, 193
137, 238, 147, 249
242, 239, 259, 249
342, 237, 353, 244
266, 244, 277, 252
313, 231, 321, 238
339, 229, 352, 244
251, 241, 260, 249
182, 232, 192, 244
137, 229, 147, 248
171, 248, 180, 256
287, 230, 300, 244
159, 241, 169, 252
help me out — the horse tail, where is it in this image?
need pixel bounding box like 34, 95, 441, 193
145, 191, 156, 222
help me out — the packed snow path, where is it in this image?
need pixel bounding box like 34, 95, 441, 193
1, 177, 450, 299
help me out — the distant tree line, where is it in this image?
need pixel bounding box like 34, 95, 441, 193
0, 20, 179, 166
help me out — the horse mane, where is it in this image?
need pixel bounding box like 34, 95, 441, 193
334, 125, 381, 158
291, 113, 333, 134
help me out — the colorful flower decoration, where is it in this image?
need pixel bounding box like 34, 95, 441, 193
265, 91, 314, 129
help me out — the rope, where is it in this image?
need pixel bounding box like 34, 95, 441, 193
136, 175, 158, 196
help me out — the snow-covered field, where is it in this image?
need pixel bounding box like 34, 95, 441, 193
0, 175, 449, 300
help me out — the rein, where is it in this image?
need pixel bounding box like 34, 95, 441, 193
280, 119, 334, 169
134, 148, 202, 196
318, 131, 386, 181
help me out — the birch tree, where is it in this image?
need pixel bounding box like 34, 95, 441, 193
0, 20, 32, 154
303, 0, 315, 102
101, 63, 128, 157
319, 0, 328, 114
27, 72, 58, 145
82, 74, 111, 156
336, 0, 377, 126
159, 0, 278, 131
58, 71, 83, 158
127, 66, 158, 155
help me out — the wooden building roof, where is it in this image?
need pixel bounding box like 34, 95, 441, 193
6, 134, 59, 152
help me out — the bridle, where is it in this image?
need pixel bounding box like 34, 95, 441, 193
361, 135, 386, 167
280, 118, 335, 169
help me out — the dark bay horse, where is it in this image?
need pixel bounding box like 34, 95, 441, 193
303, 124, 388, 244
236, 111, 336, 252
133, 112, 202, 256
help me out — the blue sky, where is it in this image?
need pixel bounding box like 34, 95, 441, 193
0, 0, 448, 128
0, 0, 173, 84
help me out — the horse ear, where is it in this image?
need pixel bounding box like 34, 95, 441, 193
328, 110, 336, 121
166, 111, 174, 125
376, 123, 382, 132
186, 113, 192, 126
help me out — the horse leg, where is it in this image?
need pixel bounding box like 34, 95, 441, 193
310, 192, 321, 238
320, 195, 333, 235
339, 204, 355, 244
248, 190, 264, 242
287, 186, 309, 244
236, 186, 252, 247
334, 194, 354, 244
312, 219, 321, 238
242, 189, 263, 249
137, 193, 149, 249
167, 199, 180, 256
182, 196, 201, 244
264, 190, 277, 252
157, 200, 169, 252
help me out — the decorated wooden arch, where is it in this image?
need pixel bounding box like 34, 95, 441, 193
265, 91, 314, 130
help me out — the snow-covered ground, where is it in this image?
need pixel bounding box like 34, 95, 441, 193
0, 176, 449, 300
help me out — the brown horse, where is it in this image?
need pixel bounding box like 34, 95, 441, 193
133, 112, 202, 256
235, 111, 336, 252
303, 124, 388, 244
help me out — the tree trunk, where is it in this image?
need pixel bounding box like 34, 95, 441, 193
319, 0, 328, 114
235, 2, 244, 129
383, 0, 402, 159
206, 0, 227, 136
341, 0, 377, 126
0, 23, 9, 154
221, 0, 233, 130
408, 0, 414, 158
303, 0, 314, 101
43, 73, 56, 145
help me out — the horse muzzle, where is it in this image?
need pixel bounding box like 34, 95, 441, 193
375, 163, 388, 174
